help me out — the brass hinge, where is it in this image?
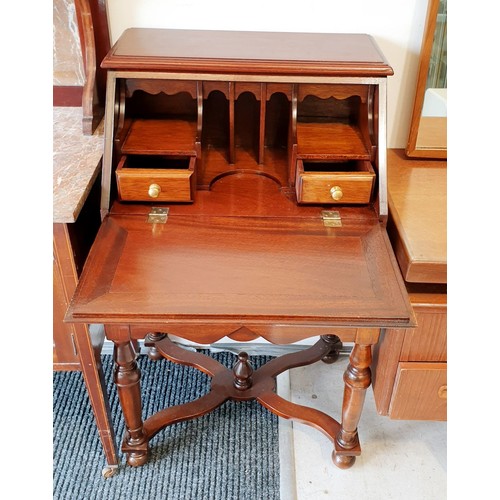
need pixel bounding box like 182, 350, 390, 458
147, 207, 169, 224
321, 210, 342, 227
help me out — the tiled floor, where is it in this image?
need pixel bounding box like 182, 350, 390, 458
278, 354, 447, 500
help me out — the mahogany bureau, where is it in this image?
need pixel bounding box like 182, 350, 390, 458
66, 28, 415, 469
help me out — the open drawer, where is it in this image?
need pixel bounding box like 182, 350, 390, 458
295, 159, 375, 204
116, 154, 196, 202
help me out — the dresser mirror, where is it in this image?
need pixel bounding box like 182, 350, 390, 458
406, 0, 447, 159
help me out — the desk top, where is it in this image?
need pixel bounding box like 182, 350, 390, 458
102, 28, 393, 77
67, 174, 414, 331
387, 149, 447, 284
53, 107, 104, 223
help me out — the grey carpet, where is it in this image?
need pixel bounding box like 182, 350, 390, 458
53, 351, 280, 500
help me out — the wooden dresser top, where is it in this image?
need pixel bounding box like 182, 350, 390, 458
102, 28, 393, 77
387, 149, 447, 284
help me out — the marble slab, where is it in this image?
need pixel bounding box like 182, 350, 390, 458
53, 107, 104, 223
53, 0, 85, 86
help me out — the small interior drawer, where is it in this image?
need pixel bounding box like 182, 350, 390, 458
116, 155, 195, 202
295, 159, 375, 204
389, 362, 447, 421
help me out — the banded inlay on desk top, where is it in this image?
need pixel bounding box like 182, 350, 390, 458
67, 173, 413, 329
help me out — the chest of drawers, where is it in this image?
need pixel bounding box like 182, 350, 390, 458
372, 149, 447, 421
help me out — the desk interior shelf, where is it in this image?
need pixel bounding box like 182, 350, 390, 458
296, 122, 370, 159
112, 78, 378, 206
122, 119, 198, 156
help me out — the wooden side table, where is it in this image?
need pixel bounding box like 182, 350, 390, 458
53, 107, 118, 476
372, 149, 447, 420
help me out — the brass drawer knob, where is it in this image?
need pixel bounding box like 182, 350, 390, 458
148, 183, 161, 198
330, 186, 343, 201
438, 385, 447, 399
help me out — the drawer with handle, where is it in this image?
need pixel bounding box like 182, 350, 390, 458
116, 154, 195, 202
295, 159, 375, 204
389, 362, 447, 420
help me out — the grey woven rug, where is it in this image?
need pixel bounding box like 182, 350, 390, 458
53, 352, 280, 500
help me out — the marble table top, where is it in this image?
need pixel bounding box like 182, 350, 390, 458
53, 107, 104, 223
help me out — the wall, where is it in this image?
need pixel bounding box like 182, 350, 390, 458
106, 0, 428, 149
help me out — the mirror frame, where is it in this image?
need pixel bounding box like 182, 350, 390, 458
406, 0, 446, 159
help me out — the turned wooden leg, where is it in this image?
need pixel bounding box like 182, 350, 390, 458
144, 332, 167, 361
333, 342, 372, 469
114, 341, 149, 466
